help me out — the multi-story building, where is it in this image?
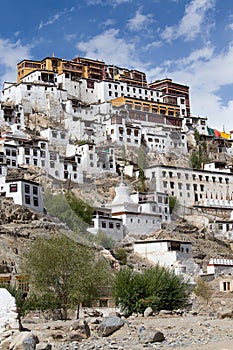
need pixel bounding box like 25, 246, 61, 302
149, 78, 190, 117
91, 180, 170, 239
143, 164, 233, 211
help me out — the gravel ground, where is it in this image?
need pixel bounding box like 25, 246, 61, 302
22, 313, 233, 350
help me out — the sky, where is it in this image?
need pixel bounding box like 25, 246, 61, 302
0, 0, 233, 131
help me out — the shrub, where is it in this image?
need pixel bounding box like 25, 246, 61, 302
194, 277, 213, 304
114, 265, 190, 316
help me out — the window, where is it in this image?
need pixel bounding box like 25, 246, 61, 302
10, 184, 17, 192
116, 223, 121, 230
109, 222, 114, 229
33, 186, 38, 195
25, 148, 30, 155
33, 197, 39, 207
223, 281, 231, 291
40, 150, 46, 158
101, 222, 106, 228
25, 184, 30, 193
25, 195, 30, 205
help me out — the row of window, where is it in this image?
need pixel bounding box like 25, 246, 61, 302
108, 84, 161, 97
10, 183, 38, 195
101, 221, 121, 229
162, 171, 230, 184
163, 181, 205, 192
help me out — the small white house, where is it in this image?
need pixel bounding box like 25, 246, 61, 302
207, 258, 233, 277
0, 178, 44, 213
90, 208, 124, 241
134, 239, 199, 276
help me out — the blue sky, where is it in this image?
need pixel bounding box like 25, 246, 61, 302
1, 0, 233, 131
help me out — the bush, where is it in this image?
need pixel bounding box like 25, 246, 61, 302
114, 265, 190, 316
114, 248, 127, 265
44, 191, 93, 233
194, 277, 212, 304
93, 231, 113, 249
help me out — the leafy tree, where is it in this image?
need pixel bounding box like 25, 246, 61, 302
194, 277, 213, 304
44, 192, 93, 233
137, 146, 147, 192
114, 265, 190, 316
20, 234, 112, 319
169, 196, 179, 214
93, 231, 113, 249
65, 191, 93, 225
189, 130, 209, 169
114, 248, 127, 265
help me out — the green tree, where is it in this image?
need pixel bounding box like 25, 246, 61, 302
114, 248, 127, 265
44, 192, 93, 234
194, 277, 213, 304
169, 196, 179, 214
137, 146, 147, 192
114, 265, 190, 316
65, 191, 93, 225
189, 129, 209, 169
93, 231, 113, 249
20, 234, 112, 319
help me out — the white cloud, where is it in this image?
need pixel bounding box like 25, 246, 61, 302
76, 28, 141, 67
144, 41, 162, 51
101, 18, 116, 28
64, 33, 77, 42
127, 9, 154, 32
161, 0, 215, 42
86, 0, 132, 5
147, 42, 233, 130
0, 38, 32, 85
38, 7, 74, 30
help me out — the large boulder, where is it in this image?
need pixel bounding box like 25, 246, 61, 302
98, 316, 124, 337
143, 307, 154, 317
217, 310, 233, 319
0, 288, 19, 336
0, 331, 39, 350
138, 328, 165, 344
